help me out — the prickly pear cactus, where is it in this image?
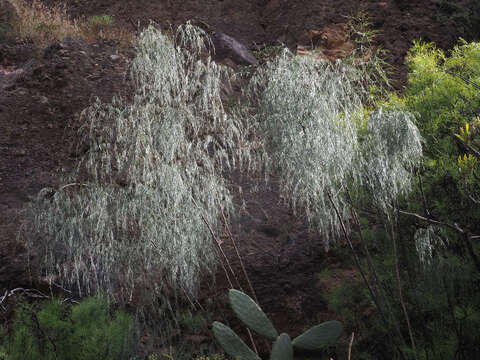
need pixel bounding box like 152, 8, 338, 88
270, 333, 293, 360
213, 289, 343, 360
228, 289, 278, 341
212, 321, 261, 360
292, 320, 344, 350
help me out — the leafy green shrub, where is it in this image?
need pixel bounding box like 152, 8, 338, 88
455, 119, 480, 202
0, 296, 136, 360
19, 22, 254, 317
409, 256, 480, 359
389, 39, 480, 227
403, 40, 480, 151
213, 289, 343, 360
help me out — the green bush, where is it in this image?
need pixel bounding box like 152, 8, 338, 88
388, 39, 480, 228
0, 296, 136, 360
325, 280, 389, 360
403, 40, 480, 153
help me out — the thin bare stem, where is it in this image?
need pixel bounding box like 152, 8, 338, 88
191, 197, 240, 288
326, 190, 406, 357
191, 199, 258, 355
348, 332, 355, 360
221, 210, 259, 305
346, 190, 405, 346
221, 210, 263, 356
400, 210, 468, 234
390, 216, 417, 359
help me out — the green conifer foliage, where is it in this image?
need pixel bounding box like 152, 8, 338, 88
1, 297, 136, 360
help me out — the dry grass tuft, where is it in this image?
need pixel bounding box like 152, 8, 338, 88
77, 13, 137, 48
9, 0, 82, 48
8, 0, 136, 51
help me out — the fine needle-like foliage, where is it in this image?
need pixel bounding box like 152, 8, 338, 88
359, 107, 423, 215
19, 22, 253, 315
1, 296, 136, 360
247, 50, 364, 249
242, 38, 423, 359
246, 48, 422, 248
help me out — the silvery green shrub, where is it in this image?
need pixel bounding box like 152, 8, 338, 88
246, 51, 364, 249
20, 22, 253, 310
359, 107, 423, 214
414, 225, 445, 265
245, 49, 423, 248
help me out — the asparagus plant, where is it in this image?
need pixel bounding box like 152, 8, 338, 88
213, 289, 343, 360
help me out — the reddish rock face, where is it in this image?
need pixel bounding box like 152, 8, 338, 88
297, 23, 356, 62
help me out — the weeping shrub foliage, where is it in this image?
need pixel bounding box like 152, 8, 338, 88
360, 107, 423, 214
20, 21, 423, 323
246, 50, 423, 247
248, 51, 362, 248
20, 22, 253, 308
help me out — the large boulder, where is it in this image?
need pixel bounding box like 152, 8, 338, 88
0, 0, 18, 41
211, 31, 258, 66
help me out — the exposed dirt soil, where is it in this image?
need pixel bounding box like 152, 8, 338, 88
0, 0, 468, 356
33, 0, 461, 89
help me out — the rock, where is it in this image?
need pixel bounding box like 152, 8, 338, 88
256, 224, 282, 238
297, 23, 355, 62
61, 36, 86, 47
307, 23, 350, 49
43, 42, 64, 60
211, 31, 258, 66
22, 58, 42, 75
0, 0, 18, 40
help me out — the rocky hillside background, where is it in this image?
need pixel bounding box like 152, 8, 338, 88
1, 1, 479, 359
